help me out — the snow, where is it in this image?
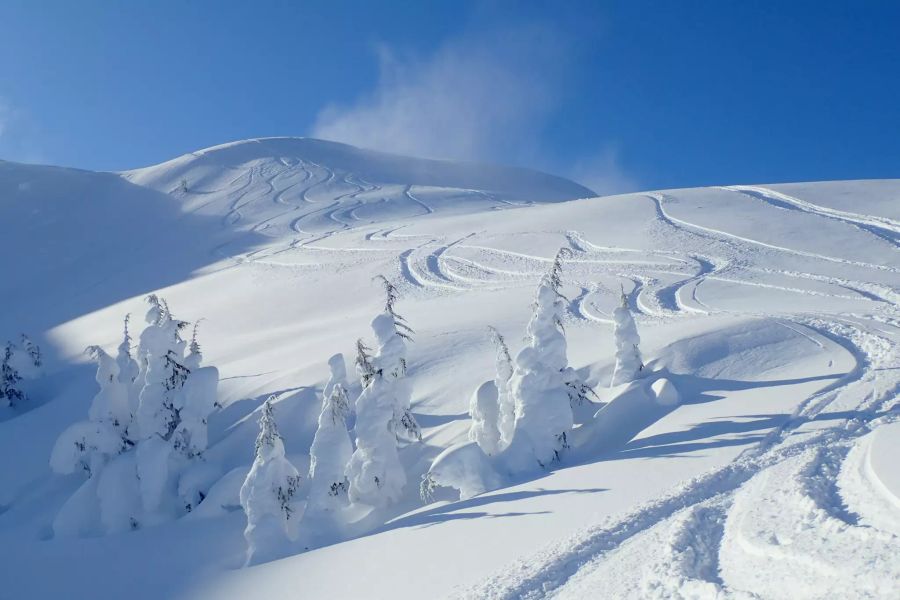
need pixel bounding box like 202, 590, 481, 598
651, 378, 680, 407
0, 137, 898, 599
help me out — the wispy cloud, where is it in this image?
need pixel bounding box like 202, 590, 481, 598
311, 24, 637, 195
567, 147, 639, 197
313, 26, 562, 164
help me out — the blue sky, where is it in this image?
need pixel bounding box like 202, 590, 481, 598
1, 0, 898, 193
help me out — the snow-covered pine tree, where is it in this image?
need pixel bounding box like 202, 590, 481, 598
307, 381, 353, 514
240, 398, 302, 565
49, 345, 137, 537
323, 353, 351, 421
345, 359, 407, 507
345, 277, 421, 507
50, 347, 129, 477
20, 333, 41, 368
115, 314, 141, 432
372, 275, 420, 441
134, 295, 189, 441
171, 320, 219, 462
468, 328, 510, 455
85, 345, 132, 435
355, 338, 376, 389
610, 286, 644, 386
505, 248, 575, 470
131, 296, 192, 518
489, 326, 515, 447
0, 342, 25, 408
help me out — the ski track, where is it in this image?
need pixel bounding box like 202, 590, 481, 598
649, 193, 898, 274
404, 184, 435, 216
723, 185, 900, 248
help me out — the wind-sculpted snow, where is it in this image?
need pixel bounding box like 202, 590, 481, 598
0, 139, 899, 599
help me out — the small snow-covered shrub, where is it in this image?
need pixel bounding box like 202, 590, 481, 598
469, 380, 502, 456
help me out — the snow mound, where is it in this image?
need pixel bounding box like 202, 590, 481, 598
651, 378, 680, 407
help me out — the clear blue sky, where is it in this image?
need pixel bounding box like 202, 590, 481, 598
1, 0, 898, 192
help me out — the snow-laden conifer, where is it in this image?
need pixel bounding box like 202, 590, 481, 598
372, 275, 420, 441
489, 326, 515, 447
84, 346, 132, 434
51, 347, 129, 477
345, 277, 419, 507
505, 249, 575, 469
172, 321, 219, 461
307, 381, 353, 513
610, 287, 643, 386
116, 314, 141, 424
134, 295, 189, 440
240, 398, 302, 565
345, 361, 406, 507
468, 327, 510, 455
20, 333, 41, 369
355, 338, 376, 389
323, 353, 351, 421
0, 342, 25, 408
49, 343, 136, 536
49, 347, 134, 537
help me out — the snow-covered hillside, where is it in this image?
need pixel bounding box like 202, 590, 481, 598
1, 138, 897, 599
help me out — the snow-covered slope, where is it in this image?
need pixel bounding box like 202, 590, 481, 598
0, 140, 897, 600
123, 136, 594, 241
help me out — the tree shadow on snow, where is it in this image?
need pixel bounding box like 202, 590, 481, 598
571, 369, 846, 466
381, 487, 607, 532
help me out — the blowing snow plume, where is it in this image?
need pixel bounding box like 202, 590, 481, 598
311, 25, 633, 195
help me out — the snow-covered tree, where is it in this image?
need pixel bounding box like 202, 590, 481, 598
468, 328, 511, 456
610, 287, 643, 386
469, 380, 502, 456
134, 295, 189, 441
240, 398, 302, 565
307, 381, 353, 514
129, 296, 222, 521
345, 364, 407, 507
115, 314, 141, 424
345, 277, 420, 507
323, 353, 351, 420
50, 301, 220, 535
489, 326, 515, 447
355, 338, 376, 389
85, 346, 132, 435
371, 275, 420, 441
171, 321, 220, 462
50, 344, 134, 536
0, 342, 25, 408
505, 249, 575, 470
20, 333, 41, 369
51, 347, 129, 477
